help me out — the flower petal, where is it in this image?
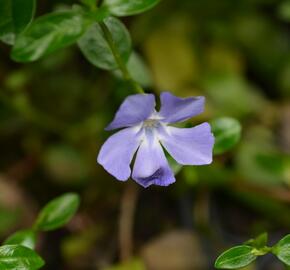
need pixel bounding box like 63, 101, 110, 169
159, 123, 214, 165
106, 94, 155, 130
97, 127, 141, 181
132, 136, 175, 188
159, 92, 205, 124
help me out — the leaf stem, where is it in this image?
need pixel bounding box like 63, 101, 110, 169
99, 21, 144, 94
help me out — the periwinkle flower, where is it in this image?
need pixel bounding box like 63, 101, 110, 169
97, 92, 214, 188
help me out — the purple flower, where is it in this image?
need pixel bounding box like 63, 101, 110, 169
97, 92, 214, 188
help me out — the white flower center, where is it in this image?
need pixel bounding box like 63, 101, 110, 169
143, 119, 160, 128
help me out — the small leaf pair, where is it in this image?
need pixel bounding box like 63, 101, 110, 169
215, 233, 290, 269
0, 193, 80, 270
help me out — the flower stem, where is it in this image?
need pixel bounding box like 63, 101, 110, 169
99, 21, 144, 94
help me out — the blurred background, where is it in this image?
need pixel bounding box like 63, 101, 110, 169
1, 0, 290, 269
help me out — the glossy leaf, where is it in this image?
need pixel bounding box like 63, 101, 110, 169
215, 245, 256, 269
78, 16, 131, 70
4, 230, 36, 250
0, 0, 35, 45
11, 11, 92, 62
273, 234, 290, 266
0, 245, 44, 270
34, 193, 80, 231
211, 117, 242, 155
103, 0, 160, 16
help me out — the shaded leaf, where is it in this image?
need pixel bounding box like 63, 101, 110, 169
0, 0, 35, 45
0, 245, 44, 270
78, 16, 131, 70
211, 117, 241, 155
11, 11, 92, 62
4, 230, 36, 250
34, 193, 80, 231
236, 126, 288, 185
103, 0, 160, 16
215, 245, 256, 269
278, 1, 290, 22
126, 52, 153, 87
114, 52, 153, 87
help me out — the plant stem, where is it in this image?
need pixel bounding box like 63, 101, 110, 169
119, 182, 139, 262
99, 22, 144, 94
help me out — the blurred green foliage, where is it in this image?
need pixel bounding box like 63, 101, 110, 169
0, 0, 290, 269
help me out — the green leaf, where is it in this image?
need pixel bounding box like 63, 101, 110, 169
273, 234, 290, 266
0, 245, 44, 270
278, 1, 290, 22
11, 11, 92, 62
113, 52, 153, 87
167, 155, 182, 175
102, 0, 160, 16
245, 233, 268, 249
4, 230, 36, 250
78, 16, 131, 70
34, 193, 80, 231
215, 245, 256, 269
125, 52, 153, 87
211, 117, 242, 155
0, 0, 36, 45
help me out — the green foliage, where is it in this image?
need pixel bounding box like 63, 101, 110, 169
273, 234, 290, 266
125, 52, 153, 87
211, 117, 241, 155
102, 0, 160, 16
245, 232, 268, 249
215, 245, 256, 269
216, 234, 290, 269
34, 193, 80, 231
0, 245, 44, 270
0, 0, 35, 45
11, 11, 92, 62
0, 193, 80, 269
4, 230, 36, 250
278, 1, 290, 22
78, 16, 131, 70
236, 127, 289, 185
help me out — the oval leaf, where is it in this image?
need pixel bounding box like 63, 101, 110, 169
4, 230, 36, 250
11, 11, 91, 62
215, 245, 256, 269
78, 16, 131, 70
273, 234, 290, 266
34, 193, 80, 231
211, 117, 242, 155
0, 245, 44, 270
103, 0, 160, 16
0, 0, 36, 45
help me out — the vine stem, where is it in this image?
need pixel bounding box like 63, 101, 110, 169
119, 182, 139, 262
99, 20, 144, 262
99, 21, 144, 94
